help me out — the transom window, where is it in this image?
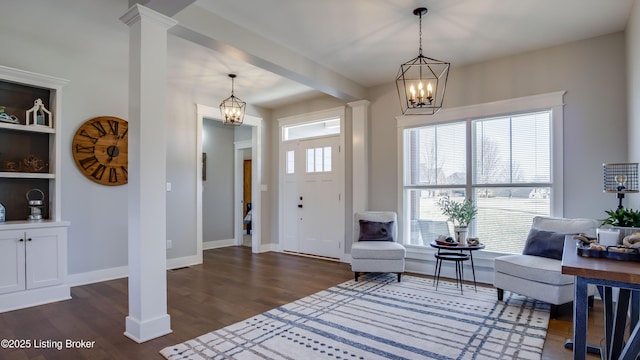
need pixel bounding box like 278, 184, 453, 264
283, 118, 340, 141
402, 103, 560, 254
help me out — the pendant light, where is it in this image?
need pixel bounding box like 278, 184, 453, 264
396, 7, 450, 115
219, 74, 246, 126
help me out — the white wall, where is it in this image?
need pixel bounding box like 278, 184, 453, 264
367, 32, 628, 221
628, 0, 640, 210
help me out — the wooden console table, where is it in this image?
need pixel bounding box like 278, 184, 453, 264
561, 238, 640, 360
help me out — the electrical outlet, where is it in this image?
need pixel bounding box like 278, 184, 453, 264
166, 240, 172, 249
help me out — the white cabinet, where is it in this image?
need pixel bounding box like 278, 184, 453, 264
0, 65, 70, 312
0, 223, 69, 312
0, 226, 67, 294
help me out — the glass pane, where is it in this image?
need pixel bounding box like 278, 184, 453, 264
283, 118, 340, 141
405, 188, 464, 245
315, 147, 322, 172
474, 117, 510, 184
286, 150, 294, 174
405, 122, 466, 186
323, 146, 332, 172
306, 148, 314, 173
474, 187, 551, 253
511, 112, 550, 183
474, 112, 551, 184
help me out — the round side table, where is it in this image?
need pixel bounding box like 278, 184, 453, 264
430, 241, 485, 292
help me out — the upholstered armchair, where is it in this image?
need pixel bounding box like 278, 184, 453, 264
493, 216, 598, 318
351, 211, 406, 282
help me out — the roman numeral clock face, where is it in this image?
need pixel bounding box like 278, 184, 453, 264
72, 116, 128, 186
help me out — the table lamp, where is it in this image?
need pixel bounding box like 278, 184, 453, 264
603, 162, 639, 209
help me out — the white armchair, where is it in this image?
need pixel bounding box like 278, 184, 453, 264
351, 212, 406, 282
494, 216, 598, 318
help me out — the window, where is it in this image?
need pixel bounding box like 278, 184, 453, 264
283, 118, 340, 141
286, 150, 295, 174
306, 146, 332, 173
400, 93, 563, 254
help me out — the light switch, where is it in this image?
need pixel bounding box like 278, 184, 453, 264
166, 182, 172, 191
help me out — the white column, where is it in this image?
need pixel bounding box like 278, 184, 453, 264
120, 4, 176, 343
348, 100, 370, 215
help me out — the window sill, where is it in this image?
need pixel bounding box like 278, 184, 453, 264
403, 244, 515, 284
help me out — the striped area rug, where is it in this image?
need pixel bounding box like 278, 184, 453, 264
160, 274, 549, 360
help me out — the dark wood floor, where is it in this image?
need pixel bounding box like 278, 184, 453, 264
0, 246, 602, 359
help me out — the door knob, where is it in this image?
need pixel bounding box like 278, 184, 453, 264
298, 204, 303, 208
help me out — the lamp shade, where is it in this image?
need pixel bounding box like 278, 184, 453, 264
603, 162, 639, 193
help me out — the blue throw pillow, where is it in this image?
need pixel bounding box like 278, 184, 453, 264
359, 220, 394, 241
522, 228, 574, 260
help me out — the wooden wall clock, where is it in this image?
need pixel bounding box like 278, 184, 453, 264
72, 116, 128, 186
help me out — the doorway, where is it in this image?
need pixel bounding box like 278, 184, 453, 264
196, 104, 262, 262
278, 107, 345, 260
234, 142, 252, 247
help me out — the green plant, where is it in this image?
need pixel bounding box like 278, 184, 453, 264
437, 194, 477, 228
602, 207, 640, 227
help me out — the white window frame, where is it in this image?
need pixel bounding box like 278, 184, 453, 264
396, 91, 565, 259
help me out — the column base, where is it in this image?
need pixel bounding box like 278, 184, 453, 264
124, 314, 172, 343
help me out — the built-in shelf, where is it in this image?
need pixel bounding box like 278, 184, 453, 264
0, 122, 55, 134
0, 172, 55, 179
0, 65, 70, 313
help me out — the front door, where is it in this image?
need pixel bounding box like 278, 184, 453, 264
281, 136, 343, 259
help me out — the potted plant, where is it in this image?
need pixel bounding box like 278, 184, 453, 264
602, 207, 640, 227
437, 194, 478, 244
601, 207, 640, 242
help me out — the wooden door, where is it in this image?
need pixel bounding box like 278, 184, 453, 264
243, 160, 252, 229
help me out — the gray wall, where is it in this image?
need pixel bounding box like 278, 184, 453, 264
366, 32, 628, 222
202, 119, 234, 241
628, 1, 640, 210
0, 0, 132, 274
0, 0, 636, 281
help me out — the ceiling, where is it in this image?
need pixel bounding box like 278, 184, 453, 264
164, 0, 635, 110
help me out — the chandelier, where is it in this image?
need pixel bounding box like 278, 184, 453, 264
396, 7, 450, 116
219, 74, 246, 126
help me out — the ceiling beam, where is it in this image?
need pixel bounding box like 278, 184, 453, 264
171, 4, 365, 102
128, 0, 196, 17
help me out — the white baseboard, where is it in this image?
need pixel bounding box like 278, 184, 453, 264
258, 243, 278, 253
67, 265, 129, 287
0, 285, 71, 313
405, 257, 493, 285
167, 255, 201, 269
203, 239, 235, 250
68, 255, 202, 287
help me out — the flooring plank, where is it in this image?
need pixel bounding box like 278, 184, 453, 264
0, 246, 600, 359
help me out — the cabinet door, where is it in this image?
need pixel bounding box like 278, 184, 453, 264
25, 228, 66, 289
0, 230, 26, 294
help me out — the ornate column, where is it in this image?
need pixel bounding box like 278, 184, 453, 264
120, 4, 176, 343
